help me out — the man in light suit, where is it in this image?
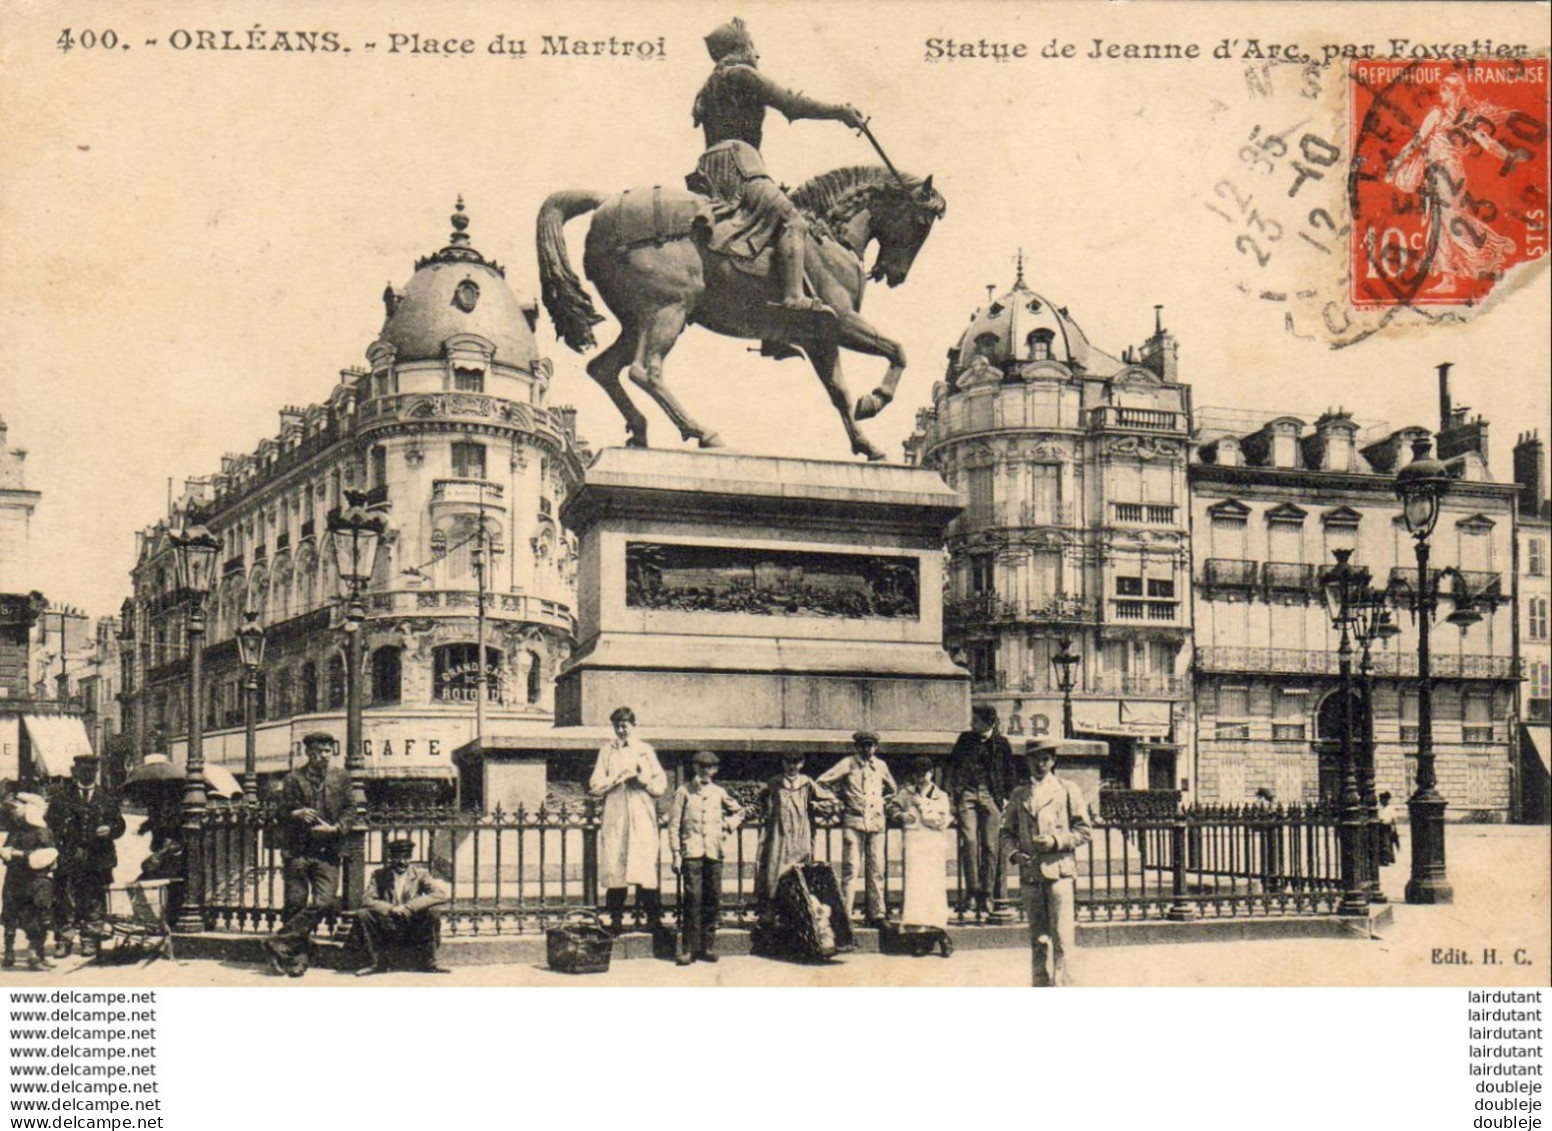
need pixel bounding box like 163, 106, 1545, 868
1000, 737, 1092, 987
351, 838, 451, 975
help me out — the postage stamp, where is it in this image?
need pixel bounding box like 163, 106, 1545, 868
1349, 58, 1550, 309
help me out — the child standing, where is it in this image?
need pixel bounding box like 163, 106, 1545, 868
2, 792, 59, 971
667, 751, 743, 965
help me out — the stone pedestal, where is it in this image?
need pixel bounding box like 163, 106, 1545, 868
556, 448, 968, 732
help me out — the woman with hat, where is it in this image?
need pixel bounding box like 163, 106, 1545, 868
589, 707, 668, 935
886, 756, 953, 954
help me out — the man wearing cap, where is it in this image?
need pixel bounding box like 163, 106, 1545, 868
689, 17, 866, 318
352, 838, 451, 976
945, 704, 1015, 919
47, 754, 124, 958
264, 732, 354, 977
1000, 738, 1092, 987
818, 731, 897, 927
666, 751, 744, 965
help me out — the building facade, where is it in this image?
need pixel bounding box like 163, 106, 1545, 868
906, 270, 1193, 792
1513, 430, 1550, 822
1189, 381, 1521, 819
126, 202, 589, 800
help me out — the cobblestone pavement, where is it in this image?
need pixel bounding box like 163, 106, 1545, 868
10, 825, 1545, 989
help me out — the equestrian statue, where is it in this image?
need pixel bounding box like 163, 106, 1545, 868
536, 17, 946, 461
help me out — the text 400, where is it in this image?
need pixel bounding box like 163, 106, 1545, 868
58, 28, 121, 52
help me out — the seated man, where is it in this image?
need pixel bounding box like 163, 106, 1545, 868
352, 838, 451, 976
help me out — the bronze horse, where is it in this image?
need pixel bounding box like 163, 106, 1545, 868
536, 166, 946, 460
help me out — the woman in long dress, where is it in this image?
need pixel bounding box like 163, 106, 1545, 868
589, 706, 668, 934
1386, 73, 1517, 296
888, 756, 952, 936
754, 751, 836, 924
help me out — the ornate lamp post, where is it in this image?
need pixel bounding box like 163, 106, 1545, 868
1319, 548, 1371, 917
1350, 586, 1400, 902
234, 610, 267, 807
1393, 436, 1455, 905
328, 490, 385, 905
169, 524, 220, 933
1051, 636, 1080, 740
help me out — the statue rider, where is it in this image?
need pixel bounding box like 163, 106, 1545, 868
688, 18, 866, 317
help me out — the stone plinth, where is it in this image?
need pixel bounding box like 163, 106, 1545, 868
555, 448, 968, 732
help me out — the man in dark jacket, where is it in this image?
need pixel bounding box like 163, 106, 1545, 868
945, 705, 1015, 918
263, 732, 354, 977
47, 754, 125, 958
351, 838, 450, 976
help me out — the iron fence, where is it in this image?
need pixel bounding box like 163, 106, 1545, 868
194, 794, 1352, 938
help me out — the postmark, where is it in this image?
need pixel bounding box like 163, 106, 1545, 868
1349, 58, 1549, 309
1203, 55, 1548, 347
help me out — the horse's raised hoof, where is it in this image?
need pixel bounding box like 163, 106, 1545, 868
695, 432, 725, 450
854, 441, 888, 463
626, 433, 649, 449
854, 389, 892, 421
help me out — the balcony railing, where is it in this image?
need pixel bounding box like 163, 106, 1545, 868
1204, 559, 1259, 590
1112, 599, 1179, 622
1089, 406, 1186, 434
945, 594, 1099, 627
1262, 562, 1316, 595
1090, 673, 1188, 698
1113, 503, 1178, 525
1197, 647, 1517, 679
1389, 567, 1504, 605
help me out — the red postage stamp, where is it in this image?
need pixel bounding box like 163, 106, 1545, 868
1349, 57, 1549, 308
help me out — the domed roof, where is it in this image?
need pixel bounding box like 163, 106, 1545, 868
374, 199, 541, 371
952, 260, 1122, 378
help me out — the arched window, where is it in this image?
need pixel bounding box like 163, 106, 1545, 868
300, 661, 319, 713
372, 646, 402, 705
433, 643, 503, 704
327, 654, 346, 710
525, 650, 542, 705
1027, 329, 1055, 361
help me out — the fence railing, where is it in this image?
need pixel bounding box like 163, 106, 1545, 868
195, 798, 1350, 937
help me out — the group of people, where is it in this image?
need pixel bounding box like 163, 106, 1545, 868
0, 753, 126, 971
261, 731, 451, 978
591, 704, 1092, 986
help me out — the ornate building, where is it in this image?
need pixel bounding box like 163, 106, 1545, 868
126, 202, 589, 800
906, 266, 1193, 792
1189, 372, 1521, 819
1513, 430, 1549, 821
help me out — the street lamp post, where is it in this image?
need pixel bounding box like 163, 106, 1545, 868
169, 524, 220, 933
1319, 548, 1371, 917
234, 610, 267, 807
328, 490, 386, 908
1350, 587, 1400, 902
1393, 436, 1456, 905
1051, 636, 1079, 740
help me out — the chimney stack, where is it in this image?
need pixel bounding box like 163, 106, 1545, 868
1514, 430, 1547, 518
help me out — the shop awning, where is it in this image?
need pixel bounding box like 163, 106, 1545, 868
22, 715, 94, 778
1523, 724, 1551, 777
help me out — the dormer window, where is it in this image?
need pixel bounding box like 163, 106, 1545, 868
974, 332, 1000, 360
454, 367, 485, 393
1027, 329, 1055, 362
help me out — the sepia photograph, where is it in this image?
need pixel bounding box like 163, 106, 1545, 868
0, 0, 1547, 1048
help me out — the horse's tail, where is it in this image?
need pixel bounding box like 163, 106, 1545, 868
536, 190, 608, 353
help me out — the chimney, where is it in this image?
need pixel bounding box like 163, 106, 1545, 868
1438, 362, 1452, 434
1136, 303, 1178, 383
1433, 363, 1490, 467
1514, 430, 1547, 517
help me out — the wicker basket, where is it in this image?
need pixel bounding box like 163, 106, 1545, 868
546, 910, 614, 974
